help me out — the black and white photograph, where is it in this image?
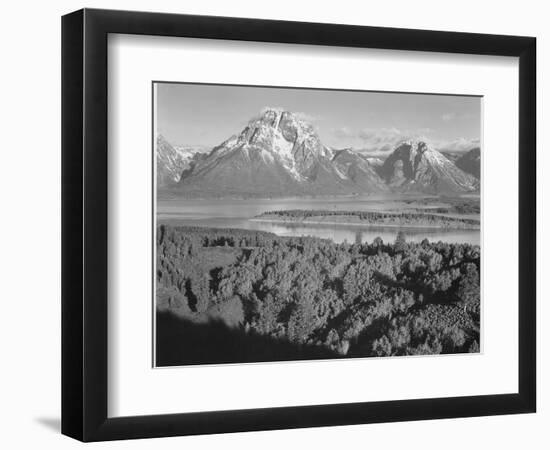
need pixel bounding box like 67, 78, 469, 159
0, 0, 542, 446
154, 82, 482, 367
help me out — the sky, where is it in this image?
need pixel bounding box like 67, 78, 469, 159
155, 82, 481, 155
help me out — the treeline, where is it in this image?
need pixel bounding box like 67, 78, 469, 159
425, 205, 480, 215
157, 225, 480, 361
405, 197, 480, 215
256, 209, 480, 228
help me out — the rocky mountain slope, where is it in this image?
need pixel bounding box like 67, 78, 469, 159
379, 141, 479, 194
156, 135, 209, 186
157, 135, 192, 185
455, 147, 481, 179
331, 149, 389, 192
441, 151, 461, 163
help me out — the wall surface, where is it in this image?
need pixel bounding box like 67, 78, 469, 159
0, 0, 546, 448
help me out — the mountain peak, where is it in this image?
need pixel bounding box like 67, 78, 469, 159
380, 140, 479, 193
259, 106, 286, 117
394, 140, 430, 155
247, 108, 316, 141
157, 133, 169, 145
231, 108, 331, 172
156, 134, 201, 186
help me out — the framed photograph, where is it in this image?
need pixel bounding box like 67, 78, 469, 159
62, 8, 536, 441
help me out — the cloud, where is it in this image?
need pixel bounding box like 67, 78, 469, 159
442, 113, 456, 121
293, 112, 320, 123
331, 126, 479, 155
260, 107, 319, 124
442, 111, 477, 122
332, 126, 429, 155
436, 137, 480, 153
332, 126, 354, 138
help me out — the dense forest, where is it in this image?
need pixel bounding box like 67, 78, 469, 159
156, 225, 480, 366
255, 209, 480, 229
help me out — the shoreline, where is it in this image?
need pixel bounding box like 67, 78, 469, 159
250, 217, 480, 230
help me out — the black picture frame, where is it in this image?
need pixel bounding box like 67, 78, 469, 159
61, 8, 536, 442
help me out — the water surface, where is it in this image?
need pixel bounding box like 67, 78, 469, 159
158, 197, 480, 246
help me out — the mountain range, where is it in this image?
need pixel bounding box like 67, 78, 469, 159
157, 108, 480, 197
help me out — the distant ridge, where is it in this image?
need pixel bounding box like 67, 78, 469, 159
455, 147, 481, 179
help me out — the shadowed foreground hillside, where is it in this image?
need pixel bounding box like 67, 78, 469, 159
156, 311, 338, 366
156, 225, 480, 366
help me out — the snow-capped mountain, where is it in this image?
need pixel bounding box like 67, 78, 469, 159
177, 108, 387, 197
156, 135, 208, 186
162, 109, 479, 197
331, 149, 388, 192
379, 141, 479, 193
455, 147, 481, 179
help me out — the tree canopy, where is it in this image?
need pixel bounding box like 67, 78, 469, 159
156, 225, 480, 363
